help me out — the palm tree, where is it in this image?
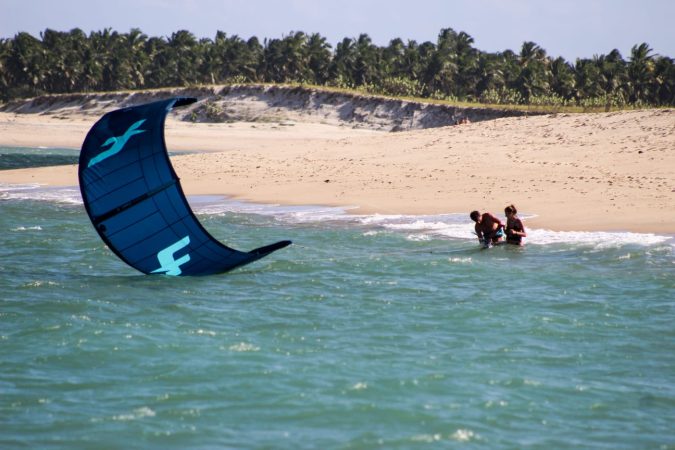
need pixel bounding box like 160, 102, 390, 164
454, 31, 479, 99
164, 30, 200, 86
306, 33, 331, 84
601, 50, 627, 95
1, 27, 673, 107
400, 40, 423, 80
499, 49, 521, 88
475, 52, 505, 96
422, 28, 459, 97
330, 37, 357, 87
83, 28, 112, 90
589, 49, 628, 107
211, 32, 260, 82
574, 58, 604, 101
353, 34, 380, 86
40, 29, 71, 92
516, 41, 550, 101
4, 32, 45, 97
0, 38, 13, 100
282, 31, 311, 82
143, 36, 167, 88
650, 55, 675, 105
245, 36, 264, 81
549, 57, 575, 100
124, 28, 150, 88
383, 37, 405, 77
627, 43, 655, 103
261, 37, 285, 82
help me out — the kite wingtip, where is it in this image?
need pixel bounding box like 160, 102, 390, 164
249, 240, 292, 256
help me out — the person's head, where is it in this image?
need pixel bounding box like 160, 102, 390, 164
504, 204, 518, 217
470, 210, 481, 222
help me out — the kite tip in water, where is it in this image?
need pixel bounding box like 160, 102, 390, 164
249, 240, 293, 257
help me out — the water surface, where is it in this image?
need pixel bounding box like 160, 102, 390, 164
1, 150, 674, 449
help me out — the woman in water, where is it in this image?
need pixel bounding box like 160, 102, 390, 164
504, 204, 526, 245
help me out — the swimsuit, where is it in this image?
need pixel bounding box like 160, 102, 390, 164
481, 227, 504, 248
506, 218, 524, 244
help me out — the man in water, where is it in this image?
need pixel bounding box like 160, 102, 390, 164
470, 210, 505, 248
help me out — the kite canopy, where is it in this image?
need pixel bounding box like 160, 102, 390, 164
79, 97, 290, 276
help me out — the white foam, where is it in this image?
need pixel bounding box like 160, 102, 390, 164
0, 183, 82, 205
255, 200, 669, 247
2, 185, 671, 248
112, 406, 156, 421
228, 203, 672, 248
11, 225, 43, 232
406, 234, 432, 241
526, 228, 670, 247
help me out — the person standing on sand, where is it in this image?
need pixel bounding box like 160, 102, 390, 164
504, 204, 526, 245
470, 210, 504, 247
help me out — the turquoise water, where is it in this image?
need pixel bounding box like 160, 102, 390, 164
0, 147, 79, 170
1, 152, 675, 449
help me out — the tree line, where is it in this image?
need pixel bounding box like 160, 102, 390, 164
0, 27, 673, 107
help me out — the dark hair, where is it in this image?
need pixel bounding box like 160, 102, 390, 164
504, 204, 518, 215
470, 210, 480, 221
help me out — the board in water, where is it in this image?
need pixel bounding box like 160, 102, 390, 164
79, 97, 291, 276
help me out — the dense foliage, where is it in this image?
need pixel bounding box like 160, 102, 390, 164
1, 27, 673, 107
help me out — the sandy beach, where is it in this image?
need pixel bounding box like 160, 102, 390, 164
1, 103, 673, 234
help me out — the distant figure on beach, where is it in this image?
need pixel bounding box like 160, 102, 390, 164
504, 204, 526, 245
470, 210, 504, 247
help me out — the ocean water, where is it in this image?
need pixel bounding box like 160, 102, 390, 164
1, 149, 674, 449
0, 146, 79, 170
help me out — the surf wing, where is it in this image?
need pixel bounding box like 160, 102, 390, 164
79, 97, 291, 276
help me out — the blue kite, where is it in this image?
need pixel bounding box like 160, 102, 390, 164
79, 97, 291, 276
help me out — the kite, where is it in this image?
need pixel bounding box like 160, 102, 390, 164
79, 97, 290, 276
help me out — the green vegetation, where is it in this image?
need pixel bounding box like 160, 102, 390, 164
0, 28, 673, 108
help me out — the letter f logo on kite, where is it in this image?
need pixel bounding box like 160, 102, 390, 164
88, 119, 146, 168
152, 236, 191, 276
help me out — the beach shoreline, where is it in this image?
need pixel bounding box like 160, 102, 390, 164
1, 102, 673, 234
